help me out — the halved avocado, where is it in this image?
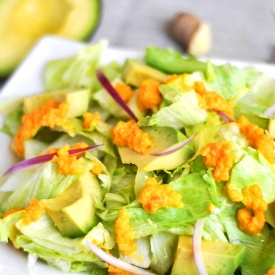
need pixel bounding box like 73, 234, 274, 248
0, 0, 101, 77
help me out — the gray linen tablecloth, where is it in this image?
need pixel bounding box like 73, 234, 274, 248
92, 0, 275, 64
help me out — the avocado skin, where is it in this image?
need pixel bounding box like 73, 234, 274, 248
42, 171, 102, 238
82, 0, 102, 41
171, 235, 245, 275
0, 0, 102, 78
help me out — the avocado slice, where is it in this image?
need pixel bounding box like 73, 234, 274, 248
23, 88, 91, 118
171, 235, 245, 275
118, 126, 194, 172
42, 172, 102, 238
0, 0, 101, 77
268, 118, 275, 139
121, 60, 168, 87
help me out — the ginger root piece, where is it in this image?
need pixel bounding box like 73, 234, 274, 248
168, 13, 212, 55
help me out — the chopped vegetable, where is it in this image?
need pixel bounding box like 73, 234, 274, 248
201, 140, 235, 182
236, 184, 267, 235
114, 82, 134, 103
97, 69, 138, 121
114, 206, 137, 255
150, 133, 196, 156
137, 79, 162, 111
86, 239, 157, 275
138, 178, 183, 213
145, 45, 207, 74
237, 116, 275, 164
112, 120, 153, 154
2, 41, 275, 275
3, 144, 103, 175
82, 112, 106, 129
192, 218, 208, 275
13, 100, 72, 158
21, 199, 45, 226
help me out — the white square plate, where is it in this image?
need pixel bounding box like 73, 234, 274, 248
1, 35, 275, 275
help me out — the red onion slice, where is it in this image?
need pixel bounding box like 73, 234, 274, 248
264, 104, 275, 117
86, 239, 156, 275
96, 69, 138, 122
192, 218, 208, 275
150, 133, 196, 157
4, 144, 103, 176
215, 111, 235, 123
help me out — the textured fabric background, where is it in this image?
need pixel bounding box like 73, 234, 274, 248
92, 0, 275, 63
1, 0, 274, 88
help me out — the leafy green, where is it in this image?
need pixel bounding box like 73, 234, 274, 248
44, 40, 119, 92
2, 42, 275, 275
205, 61, 249, 101
14, 214, 106, 273
150, 232, 178, 275
218, 205, 272, 275
94, 78, 144, 120
228, 148, 275, 203
128, 171, 220, 238
0, 104, 23, 136
0, 159, 92, 217
145, 91, 208, 129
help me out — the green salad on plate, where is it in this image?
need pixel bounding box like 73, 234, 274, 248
1, 39, 275, 275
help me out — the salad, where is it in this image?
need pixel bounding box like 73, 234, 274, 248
1, 39, 275, 275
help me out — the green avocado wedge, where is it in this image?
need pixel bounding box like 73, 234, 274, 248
0, 0, 101, 78
23, 88, 91, 118
171, 235, 245, 275
42, 171, 102, 238
117, 126, 194, 172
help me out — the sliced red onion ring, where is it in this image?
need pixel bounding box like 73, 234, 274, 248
264, 104, 275, 117
4, 144, 103, 176
96, 69, 138, 122
86, 239, 156, 275
192, 218, 208, 275
215, 111, 235, 123
150, 133, 196, 157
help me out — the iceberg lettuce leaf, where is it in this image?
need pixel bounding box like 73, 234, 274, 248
150, 232, 178, 275
104, 166, 136, 209
94, 78, 144, 120
218, 205, 272, 275
122, 171, 219, 238
205, 62, 249, 101
0, 159, 93, 217
228, 148, 275, 204
145, 91, 208, 129
0, 103, 23, 136
14, 214, 106, 273
44, 40, 109, 91
120, 237, 151, 268
0, 211, 25, 242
